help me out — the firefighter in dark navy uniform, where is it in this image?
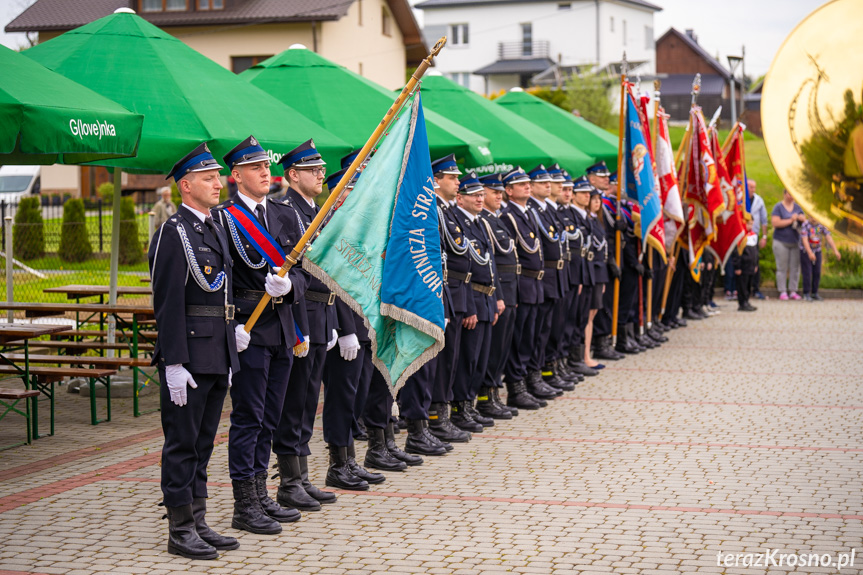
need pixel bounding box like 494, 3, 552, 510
149, 143, 246, 560
212, 135, 309, 535
448, 171, 502, 432
272, 139, 340, 511
476, 173, 518, 420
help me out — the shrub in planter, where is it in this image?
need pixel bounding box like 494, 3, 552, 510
12, 196, 45, 260
58, 198, 92, 262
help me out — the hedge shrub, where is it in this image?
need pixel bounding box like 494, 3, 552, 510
59, 198, 92, 262
119, 197, 143, 264
12, 196, 44, 260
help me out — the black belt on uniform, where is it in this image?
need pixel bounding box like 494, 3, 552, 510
186, 304, 235, 321
471, 282, 496, 296
522, 268, 545, 280
497, 264, 521, 275
544, 259, 565, 270
234, 288, 283, 305
448, 270, 472, 284
305, 290, 336, 305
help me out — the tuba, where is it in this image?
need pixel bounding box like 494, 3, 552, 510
762, 0, 863, 242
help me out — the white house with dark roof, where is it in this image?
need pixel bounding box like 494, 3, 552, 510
415, 0, 661, 95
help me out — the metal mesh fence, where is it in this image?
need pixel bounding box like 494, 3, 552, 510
1, 198, 153, 304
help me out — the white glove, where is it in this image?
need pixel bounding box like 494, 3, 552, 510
165, 364, 197, 406
338, 333, 361, 361
326, 329, 338, 351
296, 336, 310, 358
265, 267, 292, 298
228, 368, 233, 388
235, 323, 250, 352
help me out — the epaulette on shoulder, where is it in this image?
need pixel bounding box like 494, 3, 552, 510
164, 213, 182, 228
214, 198, 234, 211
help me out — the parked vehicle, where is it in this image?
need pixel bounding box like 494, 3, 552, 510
0, 165, 41, 202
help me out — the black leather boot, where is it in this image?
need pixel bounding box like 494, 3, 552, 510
526, 370, 560, 399
648, 325, 668, 342
543, 361, 575, 391
255, 472, 300, 523
567, 347, 598, 376
476, 387, 512, 420
429, 403, 473, 441
191, 498, 239, 551
423, 420, 454, 451
353, 418, 368, 441
505, 379, 543, 409
298, 454, 337, 505
465, 400, 494, 427
404, 418, 447, 456
325, 445, 369, 491
491, 386, 518, 416
615, 325, 641, 354
627, 324, 647, 351
450, 400, 484, 432
363, 427, 407, 471
166, 504, 219, 560
559, 358, 584, 382
633, 325, 656, 349
231, 478, 282, 535
593, 335, 624, 360
347, 442, 385, 484
385, 421, 423, 466
275, 454, 322, 511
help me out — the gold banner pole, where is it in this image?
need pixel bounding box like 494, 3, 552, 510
243, 37, 448, 332
646, 79, 661, 329
611, 54, 628, 345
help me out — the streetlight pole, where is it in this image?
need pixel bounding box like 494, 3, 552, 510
727, 55, 743, 123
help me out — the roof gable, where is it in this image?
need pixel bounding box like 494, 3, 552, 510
656, 27, 730, 80
416, 0, 660, 10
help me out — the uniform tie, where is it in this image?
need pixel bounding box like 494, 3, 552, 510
254, 204, 268, 231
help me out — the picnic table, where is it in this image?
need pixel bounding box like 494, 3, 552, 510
0, 323, 72, 442
43, 284, 152, 304
0, 303, 158, 418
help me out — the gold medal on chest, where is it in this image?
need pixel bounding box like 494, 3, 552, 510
455, 237, 462, 244
455, 226, 461, 233
204, 265, 213, 275
529, 232, 535, 238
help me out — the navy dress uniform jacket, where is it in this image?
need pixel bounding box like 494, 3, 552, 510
571, 207, 595, 286
213, 197, 309, 346
557, 204, 584, 288
149, 204, 239, 374
478, 209, 518, 307
450, 207, 501, 323
528, 197, 567, 300
500, 202, 544, 305
437, 197, 476, 317
590, 216, 610, 284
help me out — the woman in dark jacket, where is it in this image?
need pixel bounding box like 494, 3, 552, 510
584, 190, 613, 369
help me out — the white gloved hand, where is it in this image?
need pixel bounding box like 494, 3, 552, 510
165, 364, 197, 406
265, 267, 292, 298
338, 333, 361, 361
296, 335, 310, 358
235, 323, 250, 352
228, 368, 233, 388
326, 329, 338, 351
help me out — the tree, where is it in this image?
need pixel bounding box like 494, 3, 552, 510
12, 197, 44, 260
118, 197, 143, 264
58, 199, 92, 262
564, 74, 615, 131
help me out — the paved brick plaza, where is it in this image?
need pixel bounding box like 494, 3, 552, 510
0, 298, 861, 574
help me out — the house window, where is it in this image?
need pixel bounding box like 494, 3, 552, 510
382, 6, 392, 37
140, 0, 187, 12
231, 55, 272, 74
558, 2, 571, 9
449, 72, 470, 88
645, 26, 653, 49
450, 23, 469, 46
521, 23, 532, 57
622, 20, 627, 45
610, 16, 614, 32
197, 0, 224, 9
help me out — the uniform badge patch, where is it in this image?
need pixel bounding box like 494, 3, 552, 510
204, 266, 213, 275
529, 232, 535, 238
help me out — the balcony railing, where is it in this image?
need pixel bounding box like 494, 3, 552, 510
498, 40, 550, 60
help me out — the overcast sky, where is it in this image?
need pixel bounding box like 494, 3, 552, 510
3, 0, 829, 77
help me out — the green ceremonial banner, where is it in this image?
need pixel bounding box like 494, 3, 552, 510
418, 73, 595, 176
0, 44, 143, 165
22, 11, 350, 174
241, 46, 493, 169
495, 88, 619, 169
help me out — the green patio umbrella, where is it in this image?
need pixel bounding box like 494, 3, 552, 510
23, 11, 352, 175
418, 73, 595, 176
241, 46, 493, 168
0, 44, 143, 165
495, 88, 619, 169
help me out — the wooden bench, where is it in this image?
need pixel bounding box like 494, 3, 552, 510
48, 329, 158, 340
0, 388, 41, 450
0, 365, 117, 434
35, 341, 155, 353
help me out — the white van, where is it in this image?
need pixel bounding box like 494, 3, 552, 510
0, 165, 41, 203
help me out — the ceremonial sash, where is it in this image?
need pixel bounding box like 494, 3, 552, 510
223, 202, 306, 355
